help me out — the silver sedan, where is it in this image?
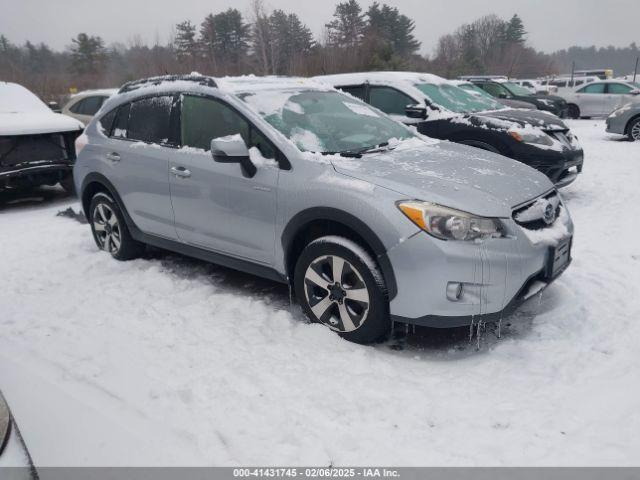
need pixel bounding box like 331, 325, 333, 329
606, 100, 640, 141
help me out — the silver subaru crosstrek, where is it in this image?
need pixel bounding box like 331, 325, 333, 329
74, 74, 574, 344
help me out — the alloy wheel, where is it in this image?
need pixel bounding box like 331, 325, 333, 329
303, 254, 370, 332
93, 203, 122, 254
631, 121, 640, 141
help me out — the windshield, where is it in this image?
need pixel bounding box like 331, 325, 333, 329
414, 83, 505, 113
238, 89, 413, 154
502, 82, 533, 96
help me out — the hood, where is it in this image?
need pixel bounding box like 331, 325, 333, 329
473, 108, 567, 130
0, 112, 84, 136
531, 93, 565, 104
330, 138, 553, 218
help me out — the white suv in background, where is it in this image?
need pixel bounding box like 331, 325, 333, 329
62, 89, 117, 126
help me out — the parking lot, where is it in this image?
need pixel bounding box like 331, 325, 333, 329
0, 119, 639, 466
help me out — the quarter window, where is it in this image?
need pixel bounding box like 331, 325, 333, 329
578, 83, 606, 94
369, 87, 415, 115
338, 85, 367, 102
127, 96, 173, 144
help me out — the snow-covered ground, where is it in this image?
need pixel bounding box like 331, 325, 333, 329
0, 120, 639, 466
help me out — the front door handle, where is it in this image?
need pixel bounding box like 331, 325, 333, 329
106, 152, 120, 162
170, 166, 191, 178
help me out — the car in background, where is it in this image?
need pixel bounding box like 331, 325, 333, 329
75, 74, 573, 343
0, 392, 37, 479
316, 72, 583, 187
540, 76, 599, 95
469, 78, 569, 117
511, 79, 545, 94
452, 80, 537, 110
606, 100, 640, 141
0, 81, 83, 193
562, 80, 640, 118
62, 89, 117, 126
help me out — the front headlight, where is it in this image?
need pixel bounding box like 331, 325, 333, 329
508, 127, 554, 146
397, 201, 504, 241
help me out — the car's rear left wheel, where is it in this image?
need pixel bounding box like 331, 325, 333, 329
89, 192, 144, 260
294, 236, 390, 344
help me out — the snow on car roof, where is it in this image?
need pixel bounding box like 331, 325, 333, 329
215, 75, 331, 94
315, 71, 448, 87
70, 88, 118, 98
0, 81, 50, 114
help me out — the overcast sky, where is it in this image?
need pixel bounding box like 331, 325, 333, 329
1, 0, 638, 54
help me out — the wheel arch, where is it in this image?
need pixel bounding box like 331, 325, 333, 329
80, 173, 136, 232
281, 207, 397, 300
625, 114, 640, 136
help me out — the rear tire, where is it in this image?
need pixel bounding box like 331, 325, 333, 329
627, 117, 640, 141
567, 104, 580, 119
294, 236, 390, 344
89, 192, 144, 260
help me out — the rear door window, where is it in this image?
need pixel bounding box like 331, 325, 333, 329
127, 96, 173, 144
369, 87, 415, 115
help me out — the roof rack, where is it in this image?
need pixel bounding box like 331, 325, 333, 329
118, 74, 217, 94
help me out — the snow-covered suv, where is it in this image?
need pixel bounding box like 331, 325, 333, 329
75, 74, 574, 344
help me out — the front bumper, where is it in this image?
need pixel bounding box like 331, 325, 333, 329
605, 115, 627, 135
513, 145, 584, 188
387, 216, 573, 328
0, 163, 72, 189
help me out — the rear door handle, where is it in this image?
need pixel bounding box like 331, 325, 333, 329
170, 166, 191, 178
106, 152, 120, 162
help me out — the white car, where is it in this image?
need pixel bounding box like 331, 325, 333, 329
512, 79, 546, 94
540, 76, 599, 95
62, 89, 117, 126
562, 80, 640, 118
0, 82, 83, 192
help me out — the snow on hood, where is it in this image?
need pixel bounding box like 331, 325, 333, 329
0, 82, 83, 135
329, 138, 553, 217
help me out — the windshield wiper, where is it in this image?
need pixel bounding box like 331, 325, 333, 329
320, 142, 391, 158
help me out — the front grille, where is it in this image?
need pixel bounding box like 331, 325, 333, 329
513, 191, 561, 230
544, 129, 572, 148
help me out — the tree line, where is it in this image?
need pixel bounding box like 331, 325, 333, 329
1, 0, 638, 103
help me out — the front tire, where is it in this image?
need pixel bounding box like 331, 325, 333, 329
567, 104, 580, 119
89, 192, 144, 260
627, 117, 640, 141
294, 236, 390, 344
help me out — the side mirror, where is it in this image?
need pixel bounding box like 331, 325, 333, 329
405, 104, 427, 119
498, 93, 508, 99
211, 135, 256, 178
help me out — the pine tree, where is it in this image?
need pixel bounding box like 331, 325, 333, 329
268, 10, 314, 74
204, 9, 250, 65
504, 14, 526, 44
70, 33, 106, 74
200, 14, 218, 69
174, 21, 199, 62
365, 3, 420, 58
326, 0, 366, 49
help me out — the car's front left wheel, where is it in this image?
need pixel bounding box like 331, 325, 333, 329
89, 192, 144, 260
294, 236, 390, 344
627, 117, 640, 141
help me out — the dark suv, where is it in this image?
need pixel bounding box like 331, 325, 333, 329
316, 72, 583, 188
470, 79, 569, 118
